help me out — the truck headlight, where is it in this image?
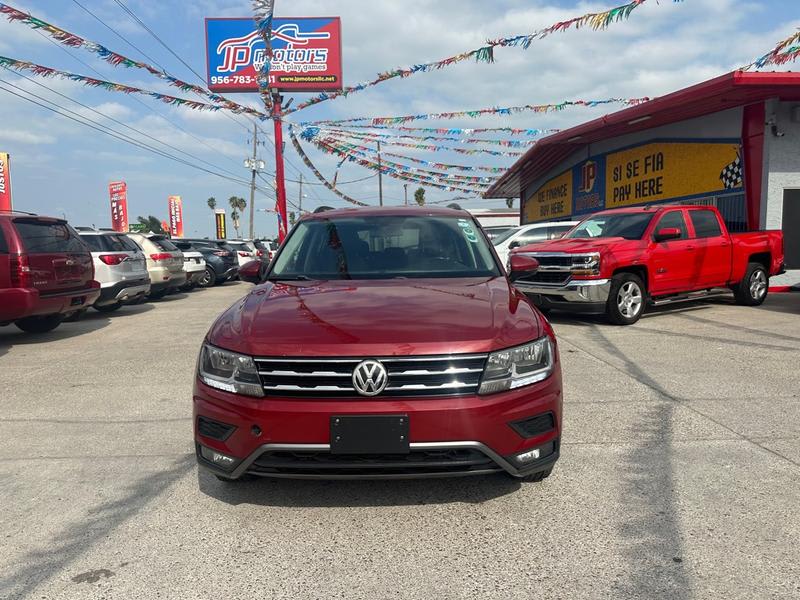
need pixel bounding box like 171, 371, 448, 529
198, 343, 264, 398
571, 252, 600, 276
478, 337, 554, 395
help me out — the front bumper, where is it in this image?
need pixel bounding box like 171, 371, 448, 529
193, 371, 563, 480
514, 278, 611, 313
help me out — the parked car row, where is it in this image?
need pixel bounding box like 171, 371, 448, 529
0, 210, 281, 334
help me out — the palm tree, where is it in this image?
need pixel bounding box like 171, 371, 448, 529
207, 197, 217, 211
136, 215, 165, 234
228, 196, 246, 237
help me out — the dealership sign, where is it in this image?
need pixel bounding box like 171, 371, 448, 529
108, 181, 129, 232
523, 139, 744, 223
214, 209, 227, 239
205, 17, 342, 93
168, 195, 184, 238
0, 152, 12, 212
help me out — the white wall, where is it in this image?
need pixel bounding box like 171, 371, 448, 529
763, 100, 800, 286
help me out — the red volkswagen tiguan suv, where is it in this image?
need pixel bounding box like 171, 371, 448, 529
194, 207, 562, 482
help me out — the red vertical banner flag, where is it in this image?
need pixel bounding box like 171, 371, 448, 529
168, 195, 184, 238
0, 152, 13, 211
108, 181, 129, 232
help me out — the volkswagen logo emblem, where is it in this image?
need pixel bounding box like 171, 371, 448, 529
352, 360, 388, 397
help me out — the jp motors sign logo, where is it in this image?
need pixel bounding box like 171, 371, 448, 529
206, 17, 342, 93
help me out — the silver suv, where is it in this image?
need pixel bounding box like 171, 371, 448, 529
125, 233, 185, 299
77, 229, 150, 312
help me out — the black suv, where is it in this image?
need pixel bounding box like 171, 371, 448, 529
175, 240, 238, 287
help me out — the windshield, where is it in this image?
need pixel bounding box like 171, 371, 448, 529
269, 215, 501, 280
565, 213, 654, 240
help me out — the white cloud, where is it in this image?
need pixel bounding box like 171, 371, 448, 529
0, 129, 56, 145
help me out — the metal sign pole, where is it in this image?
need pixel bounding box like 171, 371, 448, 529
272, 92, 289, 242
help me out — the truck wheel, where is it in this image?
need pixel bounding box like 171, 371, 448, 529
518, 468, 553, 483
734, 262, 769, 306
606, 273, 645, 325
15, 314, 63, 333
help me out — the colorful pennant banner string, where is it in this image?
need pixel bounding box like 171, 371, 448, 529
284, 0, 682, 115
381, 153, 509, 174
300, 97, 650, 126
312, 138, 492, 193
741, 29, 800, 70
317, 124, 560, 137
0, 2, 268, 119
287, 127, 370, 207
0, 55, 266, 118
252, 0, 275, 109
313, 130, 515, 173
314, 127, 538, 148
302, 131, 494, 192
322, 136, 525, 158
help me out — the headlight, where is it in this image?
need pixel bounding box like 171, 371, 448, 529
478, 337, 554, 395
571, 252, 600, 276
198, 343, 264, 397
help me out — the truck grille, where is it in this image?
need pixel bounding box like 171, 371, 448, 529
518, 272, 571, 285
254, 354, 487, 398
532, 255, 573, 268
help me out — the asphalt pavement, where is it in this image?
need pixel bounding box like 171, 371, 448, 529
1, 283, 798, 599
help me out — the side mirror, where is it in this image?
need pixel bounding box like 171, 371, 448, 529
508, 240, 521, 250
239, 259, 262, 284
508, 254, 539, 282
654, 227, 682, 243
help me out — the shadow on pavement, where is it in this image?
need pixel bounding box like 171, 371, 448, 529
0, 455, 194, 600
754, 292, 800, 316
80, 302, 155, 321
0, 315, 112, 353
197, 469, 521, 508
546, 302, 712, 329
586, 326, 692, 599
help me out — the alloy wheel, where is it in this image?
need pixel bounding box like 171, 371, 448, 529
749, 269, 767, 301
617, 281, 643, 318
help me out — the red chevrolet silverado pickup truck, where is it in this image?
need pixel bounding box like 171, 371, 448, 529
193, 207, 562, 482
510, 205, 784, 325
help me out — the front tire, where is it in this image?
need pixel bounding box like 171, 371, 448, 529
606, 273, 646, 325
198, 267, 216, 288
15, 314, 63, 333
734, 262, 769, 306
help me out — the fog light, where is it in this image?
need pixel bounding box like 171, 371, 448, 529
516, 447, 541, 463
200, 445, 238, 469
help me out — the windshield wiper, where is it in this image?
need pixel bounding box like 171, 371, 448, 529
267, 275, 313, 281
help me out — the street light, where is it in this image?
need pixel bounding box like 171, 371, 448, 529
244, 157, 266, 239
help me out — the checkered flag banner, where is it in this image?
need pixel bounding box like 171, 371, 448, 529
720, 153, 743, 189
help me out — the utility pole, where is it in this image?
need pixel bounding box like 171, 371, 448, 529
298, 173, 303, 213
377, 141, 383, 206
272, 92, 289, 241
248, 121, 257, 239
404, 183, 408, 206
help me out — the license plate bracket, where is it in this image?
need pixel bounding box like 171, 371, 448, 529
330, 415, 410, 455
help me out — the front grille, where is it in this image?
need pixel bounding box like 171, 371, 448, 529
197, 416, 236, 441
254, 354, 487, 398
518, 272, 571, 285
249, 448, 499, 476
532, 255, 573, 268
510, 412, 555, 438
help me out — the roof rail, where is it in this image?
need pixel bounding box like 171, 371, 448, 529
74, 226, 97, 231
0, 209, 38, 216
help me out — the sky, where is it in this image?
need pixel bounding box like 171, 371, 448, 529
0, 0, 797, 239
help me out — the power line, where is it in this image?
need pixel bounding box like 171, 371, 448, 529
33, 29, 251, 177
0, 78, 274, 196
2, 67, 248, 183
70, 0, 168, 72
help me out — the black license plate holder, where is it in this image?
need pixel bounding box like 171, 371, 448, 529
330, 415, 410, 455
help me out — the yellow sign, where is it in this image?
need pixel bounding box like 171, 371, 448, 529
525, 170, 572, 223
605, 142, 741, 208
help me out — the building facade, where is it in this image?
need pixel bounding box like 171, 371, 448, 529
485, 72, 800, 287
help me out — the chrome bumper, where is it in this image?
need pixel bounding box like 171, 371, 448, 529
115, 283, 150, 301
514, 278, 611, 303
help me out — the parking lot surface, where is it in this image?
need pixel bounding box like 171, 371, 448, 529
1, 283, 798, 599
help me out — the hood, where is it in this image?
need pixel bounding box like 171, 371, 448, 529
513, 236, 632, 255
207, 277, 543, 357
